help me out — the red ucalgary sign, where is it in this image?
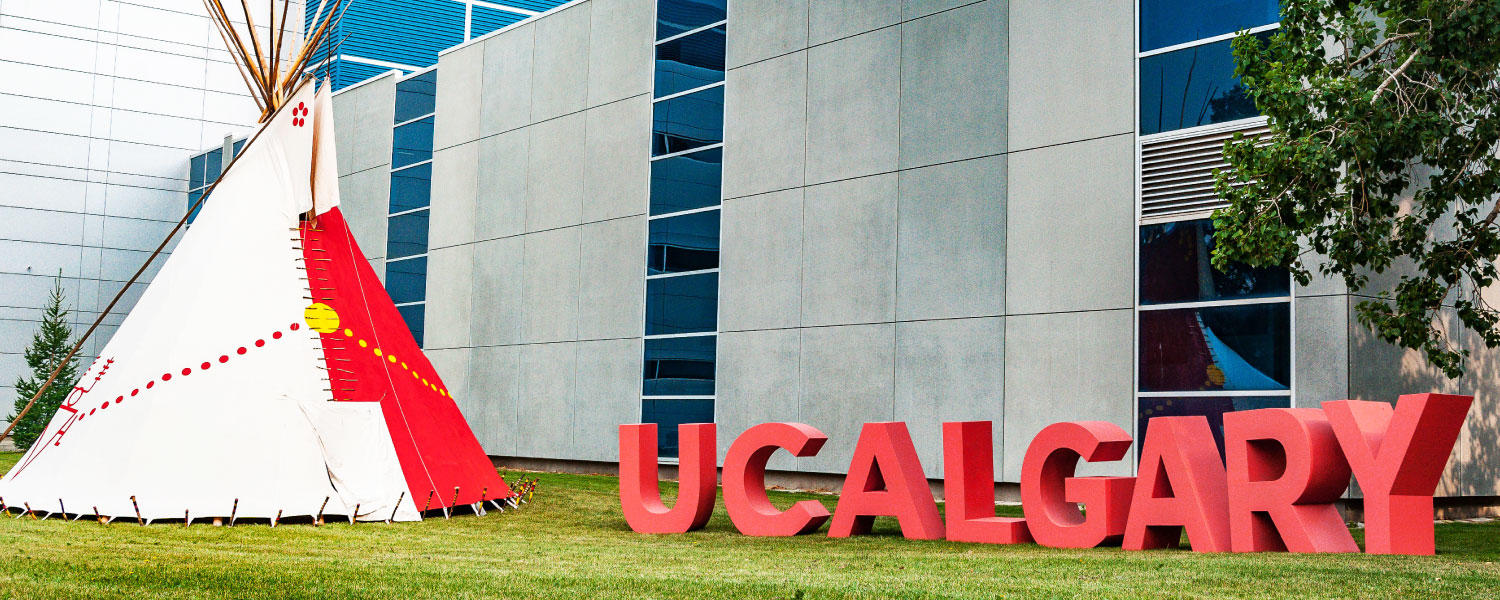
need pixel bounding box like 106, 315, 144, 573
619, 393, 1474, 556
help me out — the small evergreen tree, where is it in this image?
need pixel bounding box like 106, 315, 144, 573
8, 277, 79, 450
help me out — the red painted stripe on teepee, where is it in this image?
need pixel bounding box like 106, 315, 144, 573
300, 209, 512, 509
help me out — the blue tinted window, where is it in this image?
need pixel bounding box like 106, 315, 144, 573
644, 336, 715, 396
233, 139, 245, 156
397, 303, 426, 348
1141, 0, 1279, 52
390, 163, 433, 213
652, 86, 723, 156
387, 210, 430, 259
642, 398, 715, 458
1140, 36, 1264, 135
656, 0, 726, 40
386, 257, 428, 305
204, 148, 223, 182
648, 210, 720, 275
392, 116, 435, 168
1139, 302, 1290, 392
1138, 395, 1288, 455
650, 148, 721, 215
395, 70, 438, 123
1139, 219, 1288, 304
187, 190, 203, 224
190, 154, 206, 190
654, 26, 726, 97
646, 273, 718, 335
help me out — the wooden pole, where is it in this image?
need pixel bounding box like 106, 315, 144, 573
387, 492, 405, 523
130, 496, 143, 526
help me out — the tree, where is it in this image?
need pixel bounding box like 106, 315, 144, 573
8, 278, 79, 450
1213, 0, 1500, 377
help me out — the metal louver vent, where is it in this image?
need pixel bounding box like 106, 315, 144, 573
1139, 123, 1270, 223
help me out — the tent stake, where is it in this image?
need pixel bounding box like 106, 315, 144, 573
422, 490, 434, 515
387, 492, 405, 523
446, 487, 459, 520
23, 503, 37, 520
273, 510, 282, 528
230, 499, 239, 526
183, 509, 190, 527
59, 499, 66, 519
0, 496, 7, 514
94, 506, 104, 525
316, 496, 329, 526
350, 504, 359, 524
130, 496, 144, 526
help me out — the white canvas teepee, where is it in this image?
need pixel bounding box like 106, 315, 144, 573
0, 77, 511, 525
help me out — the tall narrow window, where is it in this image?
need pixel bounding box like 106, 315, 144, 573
388, 68, 438, 347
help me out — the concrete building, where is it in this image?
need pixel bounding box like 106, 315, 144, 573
0, 0, 301, 442
321, 0, 1498, 504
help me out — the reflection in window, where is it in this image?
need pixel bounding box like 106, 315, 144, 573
644, 336, 715, 396
186, 190, 204, 224
1139, 36, 1266, 135
190, 153, 206, 190
386, 211, 430, 260
652, 86, 724, 156
390, 163, 433, 213
642, 398, 715, 458
1139, 219, 1288, 304
1137, 395, 1288, 456
646, 273, 718, 335
1139, 303, 1290, 392
1140, 0, 1280, 52
204, 148, 222, 182
648, 210, 720, 275
394, 70, 438, 123
392, 116, 436, 168
650, 148, 722, 215
655, 0, 725, 40
654, 26, 726, 97
397, 303, 426, 347
385, 257, 428, 305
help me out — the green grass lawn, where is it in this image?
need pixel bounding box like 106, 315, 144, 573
0, 452, 1496, 599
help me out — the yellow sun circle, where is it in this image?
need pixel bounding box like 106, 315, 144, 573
303, 303, 341, 334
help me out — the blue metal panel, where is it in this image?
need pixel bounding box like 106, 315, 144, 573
471, 5, 527, 38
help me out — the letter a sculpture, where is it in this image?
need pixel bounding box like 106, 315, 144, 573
0, 0, 512, 524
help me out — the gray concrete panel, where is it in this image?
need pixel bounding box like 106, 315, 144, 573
427, 347, 473, 411
424, 244, 474, 350
531, 3, 592, 122
468, 344, 521, 456
903, 0, 978, 20
801, 174, 897, 327
573, 337, 644, 461
716, 329, 801, 469
521, 226, 582, 344
475, 129, 529, 241
434, 43, 484, 149
1002, 309, 1134, 481
898, 0, 1006, 169
896, 156, 1005, 321
726, 0, 808, 69
809, 0, 900, 46
805, 27, 900, 184
516, 341, 578, 458
332, 72, 396, 176
722, 50, 807, 200
577, 216, 646, 340
480, 24, 535, 137
894, 317, 1006, 479
587, 0, 654, 106
583, 96, 651, 223
337, 169, 390, 261
1294, 294, 1349, 408
470, 236, 525, 347
798, 323, 896, 473
526, 113, 587, 232
429, 141, 479, 249
720, 188, 803, 332
1008, 0, 1133, 151
1006, 135, 1134, 314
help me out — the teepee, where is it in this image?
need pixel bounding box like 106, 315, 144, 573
0, 0, 512, 523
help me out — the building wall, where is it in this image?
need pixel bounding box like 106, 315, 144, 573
0, 0, 298, 430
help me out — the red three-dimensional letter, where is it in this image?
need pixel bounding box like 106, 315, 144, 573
723, 423, 831, 536
942, 421, 1030, 544
1323, 394, 1474, 555
1020, 421, 1135, 548
618, 423, 717, 534
1224, 408, 1358, 553
1123, 416, 1232, 552
829, 422, 944, 540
